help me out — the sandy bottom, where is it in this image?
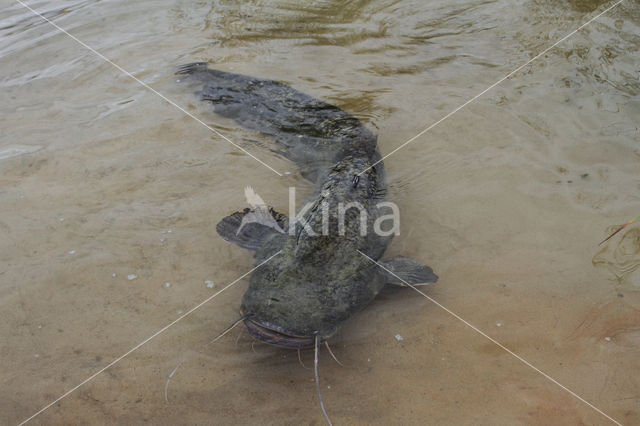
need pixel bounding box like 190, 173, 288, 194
1, 0, 639, 424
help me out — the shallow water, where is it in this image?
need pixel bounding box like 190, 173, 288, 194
1, 0, 639, 424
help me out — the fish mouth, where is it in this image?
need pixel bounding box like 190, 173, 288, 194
244, 318, 315, 348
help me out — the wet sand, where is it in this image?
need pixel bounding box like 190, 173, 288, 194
1, 0, 639, 424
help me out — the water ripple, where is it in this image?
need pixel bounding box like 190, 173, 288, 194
593, 227, 640, 287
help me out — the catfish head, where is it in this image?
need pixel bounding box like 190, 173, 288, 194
216, 156, 436, 348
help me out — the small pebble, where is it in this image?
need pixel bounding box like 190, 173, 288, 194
59, 218, 64, 222
164, 282, 171, 288
604, 337, 611, 342
284, 171, 292, 175
496, 322, 502, 327
167, 229, 173, 233
367, 358, 371, 362
68, 250, 76, 255
37, 325, 42, 329
205, 280, 215, 289
395, 334, 404, 341
177, 310, 183, 315
160, 238, 166, 242
617, 293, 624, 298
34, 354, 39, 358
112, 273, 117, 278
127, 274, 137, 281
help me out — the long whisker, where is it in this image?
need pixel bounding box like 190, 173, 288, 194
315, 335, 333, 426
298, 348, 310, 370
164, 315, 247, 403
324, 342, 344, 367
235, 327, 244, 347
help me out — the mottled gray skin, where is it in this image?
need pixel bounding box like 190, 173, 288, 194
177, 62, 379, 182
177, 63, 433, 347
244, 154, 392, 341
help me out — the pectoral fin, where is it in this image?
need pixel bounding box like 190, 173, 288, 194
378, 256, 438, 287
216, 207, 287, 251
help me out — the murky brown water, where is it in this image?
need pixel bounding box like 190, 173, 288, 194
1, 0, 639, 424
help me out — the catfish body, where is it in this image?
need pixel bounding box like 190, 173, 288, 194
177, 63, 437, 347
177, 62, 378, 182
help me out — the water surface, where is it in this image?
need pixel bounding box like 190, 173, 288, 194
1, 0, 639, 424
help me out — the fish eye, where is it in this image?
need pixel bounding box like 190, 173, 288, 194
352, 175, 360, 188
